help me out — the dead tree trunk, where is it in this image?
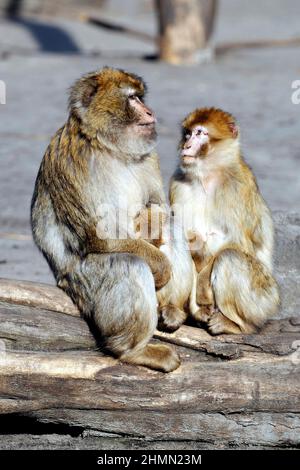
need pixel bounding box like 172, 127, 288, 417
155, 0, 218, 64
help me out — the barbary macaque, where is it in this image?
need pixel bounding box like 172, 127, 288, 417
134, 205, 197, 332
31, 67, 180, 372
170, 107, 280, 334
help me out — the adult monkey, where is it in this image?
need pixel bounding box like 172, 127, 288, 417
31, 67, 180, 372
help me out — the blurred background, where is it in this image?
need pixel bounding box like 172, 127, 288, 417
0, 0, 299, 317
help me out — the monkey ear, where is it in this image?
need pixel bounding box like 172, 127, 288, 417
228, 122, 239, 138
69, 75, 99, 118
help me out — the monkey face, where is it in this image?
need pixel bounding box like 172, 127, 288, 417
181, 125, 210, 165
120, 89, 157, 156
69, 67, 157, 157
126, 93, 156, 138
179, 107, 239, 168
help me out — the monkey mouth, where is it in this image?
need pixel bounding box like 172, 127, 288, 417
138, 122, 156, 127
181, 155, 196, 164
137, 122, 156, 137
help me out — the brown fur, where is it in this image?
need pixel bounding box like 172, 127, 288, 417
170, 107, 280, 335
134, 206, 167, 248
31, 68, 179, 372
134, 205, 195, 333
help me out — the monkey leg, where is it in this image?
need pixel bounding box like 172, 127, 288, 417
69, 253, 180, 372
196, 256, 215, 305
193, 304, 216, 324
209, 248, 280, 335
208, 311, 243, 335
154, 222, 194, 333
189, 256, 215, 324
157, 304, 187, 333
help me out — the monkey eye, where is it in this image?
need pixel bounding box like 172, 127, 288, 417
128, 94, 137, 101
196, 129, 202, 136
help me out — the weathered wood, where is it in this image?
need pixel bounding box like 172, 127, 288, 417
0, 348, 299, 413
31, 410, 300, 449
0, 277, 299, 448
0, 301, 96, 351
3, 429, 297, 450
0, 278, 78, 315
1, 278, 299, 359
155, 0, 218, 64
0, 347, 299, 447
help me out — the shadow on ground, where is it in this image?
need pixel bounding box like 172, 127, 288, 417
5, 0, 80, 54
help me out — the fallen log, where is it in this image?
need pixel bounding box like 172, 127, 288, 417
0, 277, 299, 448
1, 278, 299, 358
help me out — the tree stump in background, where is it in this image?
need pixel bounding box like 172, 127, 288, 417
155, 0, 218, 64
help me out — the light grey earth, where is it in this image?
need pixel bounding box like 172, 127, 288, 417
0, 0, 299, 318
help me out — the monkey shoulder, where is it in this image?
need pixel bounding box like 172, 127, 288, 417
148, 151, 161, 168
47, 125, 65, 154
38, 125, 68, 183
169, 174, 190, 207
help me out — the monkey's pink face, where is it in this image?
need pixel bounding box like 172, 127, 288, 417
181, 125, 209, 164
128, 92, 157, 139
116, 88, 157, 156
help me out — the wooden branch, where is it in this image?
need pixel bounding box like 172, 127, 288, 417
217, 37, 300, 55
1, 278, 299, 358
80, 14, 155, 43
0, 277, 299, 447
31, 409, 300, 448
0, 278, 78, 315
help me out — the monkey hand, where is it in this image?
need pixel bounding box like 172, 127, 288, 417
187, 229, 204, 252
149, 250, 172, 290
134, 206, 167, 247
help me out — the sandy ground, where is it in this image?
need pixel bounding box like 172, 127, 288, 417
0, 0, 299, 318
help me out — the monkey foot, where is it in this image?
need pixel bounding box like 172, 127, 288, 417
192, 304, 216, 324
157, 305, 187, 333
208, 311, 242, 335
121, 344, 180, 372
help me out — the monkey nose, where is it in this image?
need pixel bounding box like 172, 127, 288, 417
147, 112, 157, 124
146, 110, 157, 123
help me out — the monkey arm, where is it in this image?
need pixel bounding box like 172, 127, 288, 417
86, 236, 171, 290
196, 256, 215, 306
134, 207, 166, 248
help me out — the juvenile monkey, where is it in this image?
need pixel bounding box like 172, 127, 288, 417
31, 67, 180, 372
170, 107, 280, 335
134, 205, 197, 332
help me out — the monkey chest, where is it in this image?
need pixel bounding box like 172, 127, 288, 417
94, 162, 149, 207
180, 184, 227, 255
92, 164, 151, 237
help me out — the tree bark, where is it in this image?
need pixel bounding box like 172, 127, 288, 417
155, 0, 218, 64
0, 277, 299, 448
